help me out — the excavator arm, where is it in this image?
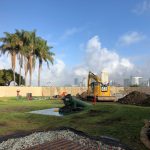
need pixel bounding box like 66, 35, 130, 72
87, 71, 101, 95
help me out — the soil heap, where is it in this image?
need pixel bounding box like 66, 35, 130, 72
118, 91, 150, 106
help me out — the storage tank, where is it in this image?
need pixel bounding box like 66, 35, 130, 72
131, 76, 143, 86
124, 79, 131, 87
74, 78, 79, 86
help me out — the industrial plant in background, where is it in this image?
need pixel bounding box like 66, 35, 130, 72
124, 76, 150, 87
73, 77, 87, 87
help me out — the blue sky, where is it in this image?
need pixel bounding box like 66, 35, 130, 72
0, 0, 150, 85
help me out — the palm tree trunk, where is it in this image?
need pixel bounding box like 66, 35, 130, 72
24, 59, 28, 86
29, 70, 32, 86
29, 55, 33, 86
38, 61, 42, 86
19, 66, 21, 86
11, 52, 16, 86
19, 55, 23, 86
25, 71, 27, 86
13, 69, 16, 86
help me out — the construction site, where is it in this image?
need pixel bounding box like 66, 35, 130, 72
0, 70, 149, 150
0, 0, 150, 150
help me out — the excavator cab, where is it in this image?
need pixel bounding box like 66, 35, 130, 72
101, 84, 108, 92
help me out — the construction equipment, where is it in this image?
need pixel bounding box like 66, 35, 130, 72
87, 71, 116, 102
59, 94, 91, 114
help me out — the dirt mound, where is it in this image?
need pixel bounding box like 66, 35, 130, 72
76, 92, 87, 100
118, 91, 150, 106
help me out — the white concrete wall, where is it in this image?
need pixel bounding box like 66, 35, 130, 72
0, 86, 87, 97
0, 86, 42, 97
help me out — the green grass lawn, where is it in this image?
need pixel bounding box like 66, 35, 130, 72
0, 97, 149, 150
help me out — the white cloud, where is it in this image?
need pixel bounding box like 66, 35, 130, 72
38, 36, 136, 85
118, 32, 145, 46
37, 58, 83, 86
74, 66, 88, 76
73, 36, 134, 82
60, 27, 81, 40
133, 0, 150, 15
50, 59, 65, 77
0, 55, 11, 69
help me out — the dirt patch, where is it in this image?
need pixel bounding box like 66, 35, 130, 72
76, 92, 87, 100
0, 122, 7, 126
97, 117, 123, 125
0, 106, 31, 113
118, 91, 150, 106
71, 115, 84, 119
0, 122, 7, 128
87, 109, 110, 116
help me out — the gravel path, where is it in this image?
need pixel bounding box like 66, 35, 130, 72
0, 129, 132, 150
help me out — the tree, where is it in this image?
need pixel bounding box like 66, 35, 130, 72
0, 32, 20, 86
35, 37, 54, 86
23, 30, 36, 86
15, 29, 29, 86
0, 29, 54, 86
15, 29, 24, 86
15, 30, 36, 86
0, 69, 25, 86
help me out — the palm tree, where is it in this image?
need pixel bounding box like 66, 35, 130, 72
0, 29, 54, 87
22, 30, 32, 86
18, 30, 36, 86
15, 29, 24, 86
26, 30, 36, 86
35, 37, 54, 86
0, 32, 20, 85
15, 29, 31, 86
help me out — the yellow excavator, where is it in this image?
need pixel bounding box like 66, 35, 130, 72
87, 71, 116, 102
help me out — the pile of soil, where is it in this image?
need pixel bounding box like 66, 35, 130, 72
76, 92, 87, 100
118, 91, 150, 106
